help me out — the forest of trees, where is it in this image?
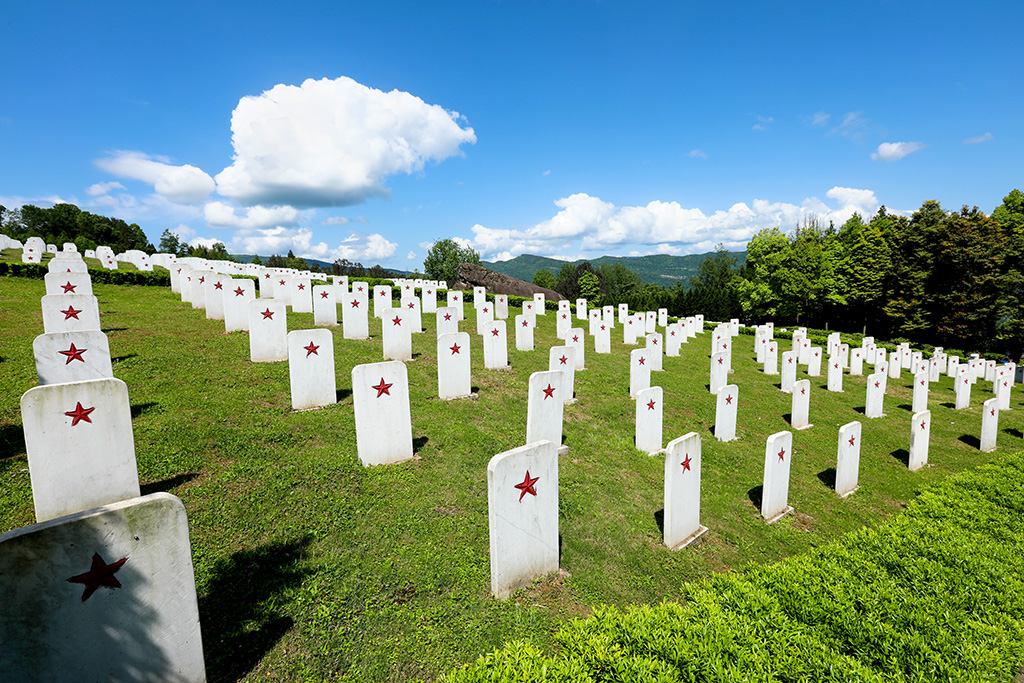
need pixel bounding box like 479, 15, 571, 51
1, 203, 154, 254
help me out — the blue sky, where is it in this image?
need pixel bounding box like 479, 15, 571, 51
2, 1, 1021, 269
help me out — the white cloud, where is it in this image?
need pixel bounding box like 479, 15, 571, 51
752, 115, 773, 131
871, 141, 926, 162
688, 149, 708, 159
214, 76, 477, 207
406, 250, 416, 260
542, 169, 551, 176
86, 181, 126, 196
830, 112, 868, 140
0, 193, 76, 210
322, 216, 349, 225
465, 188, 882, 260
964, 132, 993, 144
807, 112, 830, 127
95, 151, 216, 203
202, 201, 301, 229
200, 226, 398, 263
170, 224, 196, 240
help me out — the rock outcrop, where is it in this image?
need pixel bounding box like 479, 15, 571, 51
452, 262, 563, 301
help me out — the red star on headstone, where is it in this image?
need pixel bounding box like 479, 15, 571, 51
558, 355, 568, 365
321, 291, 330, 299
725, 394, 733, 404
572, 335, 579, 343
408, 302, 416, 310
453, 295, 458, 301
264, 273, 270, 278
62, 306, 82, 320
234, 286, 245, 297
483, 307, 489, 313
490, 328, 499, 337
834, 363, 839, 369
350, 299, 360, 308
67, 552, 128, 602
848, 435, 856, 447
920, 420, 927, 430
777, 447, 786, 462
801, 387, 806, 395
638, 357, 645, 365
391, 315, 403, 326
512, 470, 541, 502
652, 338, 658, 345
788, 358, 793, 364
372, 377, 393, 397
964, 379, 969, 385
920, 379, 925, 386
380, 290, 387, 297
261, 308, 274, 319
561, 313, 567, 319
527, 304, 532, 310
601, 325, 606, 331
304, 341, 319, 357
65, 401, 95, 426
278, 279, 286, 286
443, 312, 452, 321
450, 343, 461, 354
59, 343, 87, 364
521, 320, 529, 327
427, 290, 433, 295
542, 383, 556, 399
214, 281, 223, 290
357, 286, 364, 292
681, 454, 692, 471
198, 276, 205, 284
647, 398, 656, 410
61, 281, 77, 293
991, 408, 996, 417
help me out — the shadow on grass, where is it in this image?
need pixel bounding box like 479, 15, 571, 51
853, 406, 866, 414
140, 472, 199, 496
896, 403, 913, 412
471, 385, 481, 394
653, 508, 665, 536
782, 412, 792, 425
1003, 428, 1023, 438
0, 424, 25, 459
335, 388, 353, 402
891, 449, 910, 467
958, 434, 981, 449
747, 485, 763, 509
130, 402, 158, 419
200, 535, 312, 683
940, 402, 956, 409
111, 353, 138, 364
101, 327, 128, 333
413, 436, 429, 452
817, 467, 836, 489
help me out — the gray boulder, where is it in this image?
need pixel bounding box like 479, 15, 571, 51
452, 262, 563, 301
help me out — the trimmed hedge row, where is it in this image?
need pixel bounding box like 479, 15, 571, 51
446, 451, 1024, 682
0, 261, 171, 287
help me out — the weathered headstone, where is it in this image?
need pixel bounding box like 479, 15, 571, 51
865, 371, 886, 418
483, 321, 509, 369
21, 378, 140, 522
487, 440, 559, 599
715, 384, 738, 442
33, 331, 113, 386
515, 314, 535, 351
248, 299, 288, 362
835, 421, 862, 497
791, 379, 812, 429
548, 345, 576, 404
629, 348, 651, 398
526, 371, 565, 450
909, 410, 930, 471
438, 332, 472, 399
342, 284, 370, 340
761, 431, 794, 523
635, 386, 664, 454
42, 294, 101, 334
313, 285, 337, 326
663, 432, 708, 549
352, 360, 414, 466
780, 350, 797, 392
981, 398, 999, 452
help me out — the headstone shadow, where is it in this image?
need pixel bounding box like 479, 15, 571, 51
1003, 427, 1023, 438
413, 436, 429, 452
101, 327, 128, 333
782, 412, 792, 424
853, 406, 866, 414
0, 423, 26, 459
140, 472, 199, 496
130, 402, 158, 419
335, 388, 353, 402
958, 434, 981, 449
890, 448, 910, 466
653, 508, 665, 536
747, 485, 763, 509
940, 402, 956, 409
816, 467, 836, 489
110, 354, 138, 364
896, 403, 913, 412
199, 535, 312, 683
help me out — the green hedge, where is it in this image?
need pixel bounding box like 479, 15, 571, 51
0, 261, 171, 287
446, 451, 1024, 682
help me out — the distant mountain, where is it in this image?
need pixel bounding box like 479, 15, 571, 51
232, 253, 412, 277
482, 251, 746, 286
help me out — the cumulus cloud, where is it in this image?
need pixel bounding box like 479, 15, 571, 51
688, 149, 708, 159
214, 76, 477, 207
871, 141, 925, 162
465, 187, 881, 261
94, 151, 216, 203
86, 181, 126, 196
202, 201, 301, 229
220, 227, 397, 263
964, 132, 993, 144
406, 251, 416, 260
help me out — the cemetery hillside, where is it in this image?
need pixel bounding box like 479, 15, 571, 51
2, 190, 1024, 682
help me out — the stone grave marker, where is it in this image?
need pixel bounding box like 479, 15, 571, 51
565, 327, 585, 370
850, 347, 865, 376
436, 306, 458, 337
548, 345, 576, 404
645, 311, 656, 334
373, 284, 392, 319
576, 298, 587, 320
382, 310, 412, 361
274, 273, 293, 306
203, 273, 231, 321
447, 290, 464, 320
603, 305, 615, 327
947, 355, 960, 377
494, 294, 507, 319
791, 379, 812, 429
526, 370, 565, 451
865, 371, 886, 418
248, 299, 288, 362
594, 321, 611, 354
0, 493, 206, 681
402, 296, 423, 333
33, 331, 113, 386
588, 308, 601, 336
438, 332, 472, 400
888, 350, 901, 379
764, 341, 779, 375
224, 279, 256, 332
663, 432, 708, 549
835, 421, 862, 497
837, 343, 849, 369
928, 356, 943, 383
290, 277, 313, 313
955, 365, 972, 409
909, 410, 930, 471
556, 309, 572, 338
761, 431, 794, 523
618, 303, 628, 324
996, 375, 1012, 411
352, 360, 414, 466
533, 293, 546, 315
287, 329, 336, 410
808, 347, 823, 377
483, 321, 509, 369
313, 284, 337, 326
629, 348, 651, 398
623, 313, 640, 345
826, 355, 843, 392
981, 398, 999, 452
645, 333, 663, 371
780, 350, 797, 392
912, 370, 929, 413
44, 272, 93, 297
487, 440, 559, 599
635, 386, 663, 454
715, 384, 738, 442
665, 323, 681, 357
21, 378, 141, 522
343, 284, 370, 340
42, 294, 101, 334
473, 286, 487, 309
421, 285, 438, 314
710, 351, 729, 395
522, 299, 537, 323
515, 314, 535, 351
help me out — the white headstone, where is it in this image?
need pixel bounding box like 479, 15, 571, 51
494, 294, 507, 319
623, 314, 641, 345
791, 379, 812, 429
594, 320, 611, 354
224, 279, 256, 332
629, 348, 651, 398
617, 303, 628, 324
313, 284, 338, 326
835, 421, 862, 497
203, 273, 231, 321
342, 284, 370, 339
373, 284, 392, 319
483, 321, 509, 369
447, 290, 464, 320
42, 294, 101, 334
663, 432, 708, 549
564, 328, 585, 370
352, 360, 414, 466
487, 440, 559, 599
44, 272, 93, 297
645, 333, 663, 372
476, 301, 495, 335
382, 309, 412, 361
21, 378, 140, 522
912, 371, 929, 413
761, 431, 794, 523
807, 347, 823, 377
401, 296, 423, 333
764, 341, 779, 375
533, 293, 546, 315
909, 410, 930, 471
888, 350, 901, 379
955, 365, 972, 409
780, 350, 797, 392
996, 374, 1012, 411
865, 371, 886, 418
421, 285, 438, 314
248, 299, 288, 362
665, 323, 682, 357
826, 355, 843, 392
33, 331, 113, 386
548, 345, 576, 404
526, 371, 565, 449
635, 386, 664, 454
288, 329, 336, 410
474, 286, 487, 309
980, 397, 999, 452
850, 347, 865, 376
715, 384, 738, 442
556, 309, 572, 339
576, 299, 587, 320
0, 493, 205, 681
436, 306, 459, 337
709, 351, 729, 395
645, 311, 656, 334
588, 309, 602, 336
515, 314, 535, 351
437, 332, 472, 399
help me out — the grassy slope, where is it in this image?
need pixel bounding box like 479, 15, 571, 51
0, 275, 1020, 681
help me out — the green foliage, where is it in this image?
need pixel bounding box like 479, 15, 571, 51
0, 259, 170, 286
532, 268, 557, 289
424, 238, 481, 283
2, 202, 154, 253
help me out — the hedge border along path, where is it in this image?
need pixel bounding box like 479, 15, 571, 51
446, 450, 1024, 683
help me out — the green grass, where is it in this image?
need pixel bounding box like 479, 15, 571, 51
1, 275, 1020, 681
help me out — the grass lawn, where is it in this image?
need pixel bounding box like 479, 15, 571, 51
1, 273, 1020, 681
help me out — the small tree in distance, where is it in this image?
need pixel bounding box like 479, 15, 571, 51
423, 238, 481, 283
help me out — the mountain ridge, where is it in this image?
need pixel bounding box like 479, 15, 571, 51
482, 251, 746, 285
